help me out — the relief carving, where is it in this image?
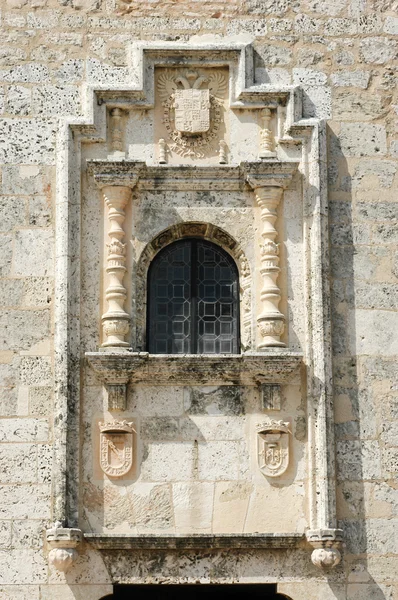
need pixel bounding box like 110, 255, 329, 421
257, 418, 291, 477
157, 69, 227, 159
99, 420, 134, 477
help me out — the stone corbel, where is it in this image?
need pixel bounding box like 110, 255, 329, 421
46, 524, 82, 573
306, 529, 344, 570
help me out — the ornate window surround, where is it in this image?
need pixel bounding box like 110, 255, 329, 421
48, 41, 342, 573
135, 222, 250, 354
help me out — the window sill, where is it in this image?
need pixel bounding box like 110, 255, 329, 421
86, 351, 303, 410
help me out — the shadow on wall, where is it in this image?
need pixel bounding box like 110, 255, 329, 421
327, 125, 389, 599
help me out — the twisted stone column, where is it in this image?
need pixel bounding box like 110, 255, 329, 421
102, 185, 132, 347
254, 186, 285, 348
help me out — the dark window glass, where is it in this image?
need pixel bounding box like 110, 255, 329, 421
147, 239, 240, 354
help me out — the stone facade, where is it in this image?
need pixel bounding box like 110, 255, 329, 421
0, 1, 397, 599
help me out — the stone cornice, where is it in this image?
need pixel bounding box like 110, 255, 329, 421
86, 351, 303, 387
84, 532, 304, 550
87, 160, 299, 191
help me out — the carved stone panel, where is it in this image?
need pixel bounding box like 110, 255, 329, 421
155, 68, 228, 162
99, 420, 134, 477
257, 418, 291, 477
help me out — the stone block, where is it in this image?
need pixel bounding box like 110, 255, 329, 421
130, 386, 183, 416
11, 520, 46, 548
86, 59, 129, 85
360, 37, 398, 64
0, 521, 12, 548
212, 481, 253, 533
19, 356, 52, 386
32, 85, 81, 117
226, 19, 268, 36
358, 14, 383, 33
183, 386, 246, 416
23, 277, 53, 308
324, 18, 358, 35
0, 310, 50, 352
302, 85, 331, 118
384, 16, 398, 35
337, 440, 381, 480
26, 10, 60, 29
140, 417, 179, 441
303, 0, 347, 15
0, 485, 50, 519
13, 229, 53, 277
198, 440, 240, 481
355, 282, 398, 310
53, 59, 84, 84
0, 279, 23, 307
0, 119, 56, 164
40, 585, 113, 600
150, 442, 195, 481
0, 444, 37, 483
339, 123, 387, 157
180, 415, 244, 442
37, 444, 52, 483
0, 418, 48, 442
172, 482, 214, 532
132, 483, 173, 532
0, 64, 50, 84
353, 160, 397, 188
28, 196, 52, 227
6, 85, 31, 116
244, 482, 306, 533
0, 196, 26, 232
293, 68, 327, 85
255, 44, 292, 66
1, 165, 53, 196
0, 234, 13, 277
0, 585, 40, 599
333, 91, 387, 120
332, 68, 371, 89
382, 447, 398, 473
351, 309, 398, 355
294, 14, 322, 33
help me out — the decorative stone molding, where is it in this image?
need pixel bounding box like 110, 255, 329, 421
252, 185, 285, 348
46, 525, 82, 573
134, 220, 253, 352
54, 41, 340, 570
85, 532, 304, 550
259, 108, 276, 159
109, 108, 124, 154
306, 529, 344, 570
87, 351, 303, 409
102, 186, 132, 348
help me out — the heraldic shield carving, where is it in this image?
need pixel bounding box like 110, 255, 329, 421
174, 89, 211, 134
99, 420, 134, 477
257, 418, 291, 477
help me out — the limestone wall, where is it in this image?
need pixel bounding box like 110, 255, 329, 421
0, 0, 397, 599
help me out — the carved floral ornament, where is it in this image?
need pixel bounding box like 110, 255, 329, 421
256, 418, 291, 477
157, 69, 227, 158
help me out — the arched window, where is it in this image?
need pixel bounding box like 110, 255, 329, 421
147, 238, 240, 354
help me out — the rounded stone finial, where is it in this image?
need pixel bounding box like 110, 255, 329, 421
48, 547, 78, 572
311, 547, 341, 569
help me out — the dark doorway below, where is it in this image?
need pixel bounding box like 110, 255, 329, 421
114, 584, 280, 600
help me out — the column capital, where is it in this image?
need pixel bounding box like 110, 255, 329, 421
102, 185, 132, 207
87, 160, 145, 189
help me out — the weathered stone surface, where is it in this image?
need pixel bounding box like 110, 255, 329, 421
360, 37, 398, 64
339, 123, 387, 157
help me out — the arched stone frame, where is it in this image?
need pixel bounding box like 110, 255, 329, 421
133, 221, 253, 353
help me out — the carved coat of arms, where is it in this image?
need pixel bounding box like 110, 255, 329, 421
157, 69, 226, 158
257, 418, 291, 477
99, 420, 134, 477
174, 89, 211, 134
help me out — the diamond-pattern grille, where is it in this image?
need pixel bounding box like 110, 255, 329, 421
148, 239, 239, 354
